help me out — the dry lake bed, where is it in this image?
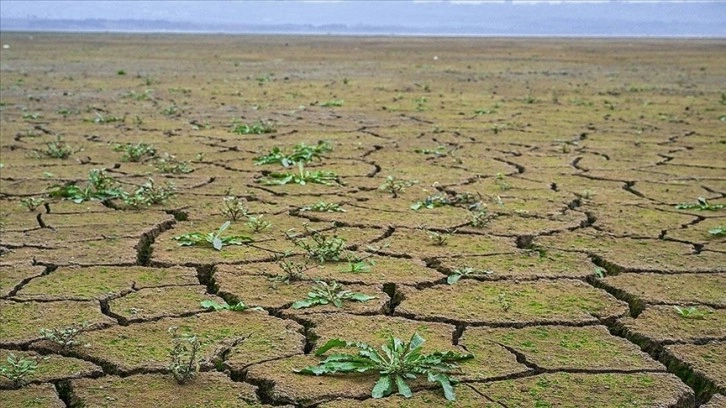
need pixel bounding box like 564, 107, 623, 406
0, 33, 724, 407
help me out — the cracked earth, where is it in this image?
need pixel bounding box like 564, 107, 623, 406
0, 34, 724, 407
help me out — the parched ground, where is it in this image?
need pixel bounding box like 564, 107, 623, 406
0, 33, 724, 407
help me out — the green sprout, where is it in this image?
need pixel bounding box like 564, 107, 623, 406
172, 221, 252, 251
291, 280, 376, 309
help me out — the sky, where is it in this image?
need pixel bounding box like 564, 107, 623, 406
1, 0, 725, 36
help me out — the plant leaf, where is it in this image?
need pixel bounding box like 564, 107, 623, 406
430, 373, 456, 401
395, 374, 413, 398
447, 274, 461, 285
314, 338, 349, 356
212, 237, 223, 251
291, 298, 318, 309
345, 293, 376, 302
372, 374, 393, 399
200, 300, 227, 311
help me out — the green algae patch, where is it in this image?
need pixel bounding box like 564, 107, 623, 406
305, 313, 528, 382
0, 350, 102, 387
14, 266, 198, 301
108, 285, 224, 323
436, 250, 594, 281
216, 255, 445, 286
0, 265, 44, 297
0, 384, 65, 408
663, 343, 726, 400
600, 273, 726, 311
245, 354, 380, 406
0, 300, 116, 346
317, 385, 498, 407
536, 230, 726, 273
70, 372, 265, 407
381, 229, 516, 258
77, 311, 303, 374
473, 372, 694, 408
619, 306, 726, 350
463, 325, 662, 371
396, 279, 627, 326
213, 274, 386, 314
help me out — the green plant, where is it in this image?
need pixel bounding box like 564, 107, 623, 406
257, 162, 341, 186
33, 135, 80, 159
168, 327, 201, 384
48, 169, 124, 203
200, 300, 263, 312
497, 292, 511, 312
85, 112, 124, 124
286, 225, 347, 263
708, 226, 725, 237
291, 280, 375, 309
295, 332, 473, 401
447, 267, 493, 285
414, 145, 448, 156
594, 267, 607, 278
122, 178, 176, 208
426, 229, 451, 246
378, 176, 418, 198
19, 197, 45, 211
117, 69, 126, 75
162, 104, 180, 116
271, 258, 310, 284
301, 201, 346, 212
39, 323, 86, 347
221, 196, 249, 221
172, 221, 252, 251
320, 99, 344, 107
254, 141, 332, 167
494, 173, 511, 191
414, 96, 428, 111
469, 207, 494, 228
113, 142, 156, 162
340, 260, 373, 274
0, 353, 39, 388
674, 306, 712, 320
675, 197, 724, 211
232, 120, 276, 135
153, 153, 193, 174
245, 215, 271, 233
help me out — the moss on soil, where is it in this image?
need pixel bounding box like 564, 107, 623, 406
619, 306, 726, 349
0, 384, 65, 408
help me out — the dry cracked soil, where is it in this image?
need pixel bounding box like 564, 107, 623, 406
0, 33, 724, 407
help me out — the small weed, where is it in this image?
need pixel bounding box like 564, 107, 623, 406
414, 96, 428, 111
474, 107, 497, 115
153, 153, 193, 174
494, 173, 511, 191
22, 112, 42, 120
40, 323, 86, 348
469, 207, 494, 228
254, 141, 332, 167
594, 267, 607, 278
117, 69, 126, 75
425, 229, 451, 246
19, 197, 45, 211
674, 306, 712, 320
291, 280, 375, 309
173, 221, 252, 251
447, 267, 493, 285
221, 196, 249, 221
162, 104, 180, 116
48, 169, 124, 203
575, 190, 594, 200
85, 112, 124, 124
411, 192, 478, 211
113, 142, 156, 162
320, 99, 344, 107
167, 327, 201, 385
378, 176, 418, 198
0, 353, 39, 388
245, 215, 271, 233
708, 226, 725, 237
295, 332, 472, 401
340, 260, 374, 274
301, 201, 346, 213
497, 292, 512, 312
271, 257, 309, 284
675, 197, 724, 211
414, 145, 448, 156
122, 178, 176, 208
33, 135, 80, 159
232, 120, 276, 135
121, 89, 153, 100
257, 162, 341, 186
286, 224, 347, 263
200, 300, 263, 312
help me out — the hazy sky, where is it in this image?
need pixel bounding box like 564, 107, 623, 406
1, 0, 725, 36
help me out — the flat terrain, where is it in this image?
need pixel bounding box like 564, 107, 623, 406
0, 33, 724, 407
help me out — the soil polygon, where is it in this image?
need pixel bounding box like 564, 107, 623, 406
380, 229, 517, 258
702, 394, 726, 408
472, 372, 694, 408
395, 279, 627, 326
600, 273, 726, 310
0, 300, 116, 346
0, 265, 45, 297
74, 311, 303, 374
0, 384, 65, 408
107, 285, 224, 323
0, 350, 102, 388
462, 325, 662, 371
69, 372, 265, 407
618, 306, 726, 348
663, 342, 726, 397
317, 385, 498, 407
13, 265, 198, 301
